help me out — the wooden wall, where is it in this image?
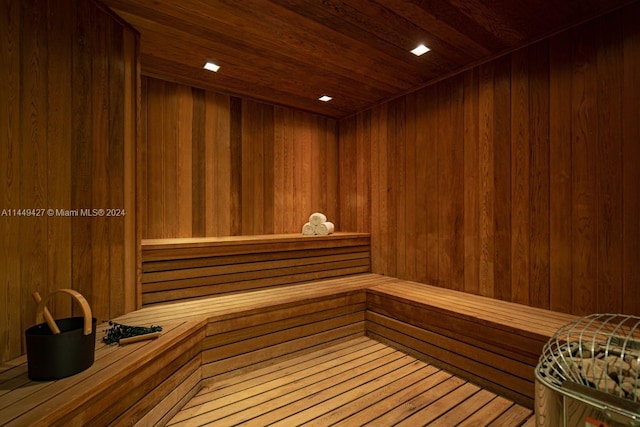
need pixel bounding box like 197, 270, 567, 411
339, 3, 640, 316
140, 76, 339, 238
0, 0, 138, 363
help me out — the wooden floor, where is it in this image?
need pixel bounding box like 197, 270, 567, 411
167, 337, 535, 427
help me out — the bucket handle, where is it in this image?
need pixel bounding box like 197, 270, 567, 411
36, 289, 93, 335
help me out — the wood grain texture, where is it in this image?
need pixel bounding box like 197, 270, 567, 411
169, 337, 533, 426
0, 273, 577, 425
0, 0, 22, 362
339, 4, 640, 316
548, 32, 573, 314
140, 233, 371, 304
621, 2, 640, 316
141, 77, 339, 238
0, 0, 138, 363
103, 0, 634, 117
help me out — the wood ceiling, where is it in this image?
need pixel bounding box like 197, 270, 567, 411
104, 0, 635, 118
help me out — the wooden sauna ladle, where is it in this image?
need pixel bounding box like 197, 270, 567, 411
32, 291, 61, 334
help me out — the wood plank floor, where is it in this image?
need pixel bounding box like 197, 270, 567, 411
167, 337, 535, 426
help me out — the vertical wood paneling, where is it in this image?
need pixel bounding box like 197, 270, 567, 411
141, 78, 339, 238
338, 113, 357, 231
492, 56, 512, 302
229, 97, 242, 235
123, 26, 138, 314
22, 0, 50, 323
354, 112, 370, 233
621, 3, 640, 316
404, 93, 417, 280
206, 92, 232, 236
373, 103, 389, 275
389, 98, 404, 279
108, 13, 126, 315
422, 85, 440, 285
0, 0, 138, 363
339, 3, 639, 316
596, 13, 623, 314
177, 85, 193, 236
510, 48, 531, 305
241, 99, 259, 234
139, 77, 149, 238
437, 83, 454, 289
90, 2, 110, 315
273, 107, 286, 233
437, 76, 465, 291
0, 0, 22, 361
145, 78, 165, 238
477, 61, 495, 298
162, 82, 179, 237
46, 0, 73, 318
324, 118, 340, 224
571, 21, 599, 315
463, 68, 480, 295
191, 88, 206, 237
528, 42, 550, 309
413, 90, 429, 284
290, 109, 306, 230
549, 32, 573, 314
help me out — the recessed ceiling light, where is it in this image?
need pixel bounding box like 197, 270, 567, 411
411, 44, 430, 56
319, 95, 332, 102
203, 61, 220, 72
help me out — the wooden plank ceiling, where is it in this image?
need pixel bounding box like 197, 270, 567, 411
104, 0, 634, 118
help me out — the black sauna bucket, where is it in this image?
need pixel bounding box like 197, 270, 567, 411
25, 289, 96, 381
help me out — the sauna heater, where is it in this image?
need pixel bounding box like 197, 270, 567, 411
535, 314, 639, 427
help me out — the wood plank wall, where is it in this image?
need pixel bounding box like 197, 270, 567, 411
339, 3, 640, 317
141, 76, 339, 238
0, 0, 138, 363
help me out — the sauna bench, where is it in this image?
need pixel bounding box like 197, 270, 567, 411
0, 273, 578, 425
141, 232, 371, 305
365, 277, 579, 408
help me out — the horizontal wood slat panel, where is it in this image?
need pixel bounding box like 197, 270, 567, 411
143, 251, 369, 283
141, 233, 371, 304
207, 304, 366, 349
367, 314, 533, 408
142, 233, 368, 260
142, 266, 371, 305
202, 323, 365, 382
203, 314, 365, 363
143, 245, 369, 272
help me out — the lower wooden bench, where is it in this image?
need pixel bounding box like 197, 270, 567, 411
0, 273, 578, 425
0, 274, 379, 426
366, 278, 578, 408
0, 319, 205, 427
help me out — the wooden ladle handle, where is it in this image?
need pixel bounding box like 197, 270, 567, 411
32, 291, 61, 334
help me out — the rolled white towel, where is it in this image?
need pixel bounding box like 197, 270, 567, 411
309, 212, 327, 226
316, 221, 334, 235
302, 222, 316, 235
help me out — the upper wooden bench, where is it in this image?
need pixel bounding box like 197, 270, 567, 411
141, 232, 371, 305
